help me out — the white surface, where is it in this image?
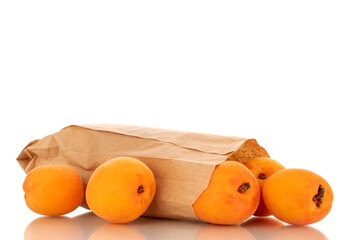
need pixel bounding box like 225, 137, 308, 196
1, 1, 359, 239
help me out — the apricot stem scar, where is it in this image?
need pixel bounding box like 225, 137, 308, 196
313, 185, 325, 207
238, 182, 251, 193
258, 173, 266, 179
137, 186, 144, 193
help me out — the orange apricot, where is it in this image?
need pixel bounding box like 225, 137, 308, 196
23, 165, 84, 216
243, 158, 285, 216
85, 157, 156, 223
192, 161, 260, 225
263, 169, 333, 225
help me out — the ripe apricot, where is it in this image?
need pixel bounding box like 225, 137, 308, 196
86, 157, 156, 223
263, 169, 333, 225
243, 158, 285, 216
192, 161, 260, 225
23, 165, 84, 216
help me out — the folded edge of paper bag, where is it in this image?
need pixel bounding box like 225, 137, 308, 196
76, 124, 270, 164
78, 124, 249, 155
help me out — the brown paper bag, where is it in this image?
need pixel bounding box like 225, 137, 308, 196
17, 124, 269, 221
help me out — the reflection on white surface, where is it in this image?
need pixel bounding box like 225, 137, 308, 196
242, 217, 284, 240
242, 217, 328, 240
73, 212, 107, 239
130, 215, 205, 240
195, 224, 255, 240
269, 225, 328, 240
24, 214, 328, 240
24, 216, 83, 240
73, 212, 205, 240
88, 223, 147, 240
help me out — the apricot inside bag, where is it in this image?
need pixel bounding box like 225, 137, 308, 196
17, 124, 269, 221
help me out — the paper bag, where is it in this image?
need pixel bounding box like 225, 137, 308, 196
17, 124, 269, 221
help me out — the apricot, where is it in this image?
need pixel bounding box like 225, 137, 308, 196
243, 158, 285, 216
263, 169, 333, 225
192, 161, 260, 225
23, 165, 84, 216
86, 157, 156, 223
24, 217, 83, 240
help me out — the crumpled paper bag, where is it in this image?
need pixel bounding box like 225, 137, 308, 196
17, 124, 269, 221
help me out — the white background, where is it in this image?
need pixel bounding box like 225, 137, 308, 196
0, 1, 359, 239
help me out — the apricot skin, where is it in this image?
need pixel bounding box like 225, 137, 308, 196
263, 168, 333, 225
85, 157, 156, 223
243, 158, 285, 216
192, 161, 260, 225
23, 165, 84, 216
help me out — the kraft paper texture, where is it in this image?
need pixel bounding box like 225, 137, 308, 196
17, 124, 269, 221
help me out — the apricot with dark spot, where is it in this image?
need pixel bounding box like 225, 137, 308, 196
263, 169, 333, 225
193, 161, 260, 225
